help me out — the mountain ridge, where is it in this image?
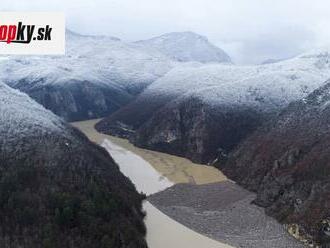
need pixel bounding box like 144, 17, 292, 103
135, 31, 232, 63
0, 82, 147, 247
0, 30, 176, 121
96, 50, 330, 163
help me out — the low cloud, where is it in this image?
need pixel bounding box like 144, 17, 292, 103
2, 0, 330, 64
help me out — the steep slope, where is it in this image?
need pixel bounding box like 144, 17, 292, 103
132, 96, 267, 163
219, 80, 330, 247
97, 51, 330, 163
0, 83, 147, 247
0, 30, 175, 121
136, 31, 231, 63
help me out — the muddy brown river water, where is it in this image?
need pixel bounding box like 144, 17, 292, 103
72, 119, 227, 185
72, 119, 232, 248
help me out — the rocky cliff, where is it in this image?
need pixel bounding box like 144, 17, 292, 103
132, 97, 267, 163
97, 51, 330, 164
11, 78, 133, 121
219, 80, 330, 247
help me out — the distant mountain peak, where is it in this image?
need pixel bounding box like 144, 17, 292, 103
66, 29, 121, 41
135, 31, 232, 63
151, 31, 208, 41
261, 58, 284, 65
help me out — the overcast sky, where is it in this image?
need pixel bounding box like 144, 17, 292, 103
1, 0, 330, 64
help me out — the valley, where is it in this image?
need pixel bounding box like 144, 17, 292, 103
2, 28, 329, 247
72, 119, 304, 248
72, 119, 232, 248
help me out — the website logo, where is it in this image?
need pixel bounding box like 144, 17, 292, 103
0, 12, 65, 55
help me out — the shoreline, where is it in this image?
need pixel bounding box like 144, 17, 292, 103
71, 119, 227, 185
148, 182, 305, 248
71, 119, 305, 248
71, 119, 233, 248
144, 201, 232, 248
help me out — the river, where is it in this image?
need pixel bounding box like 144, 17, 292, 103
71, 119, 233, 248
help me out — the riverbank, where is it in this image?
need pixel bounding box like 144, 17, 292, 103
148, 182, 304, 248
144, 202, 232, 248
72, 119, 227, 185
71, 119, 305, 248
72, 119, 233, 248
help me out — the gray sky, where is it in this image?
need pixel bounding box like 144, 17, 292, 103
1, 0, 330, 64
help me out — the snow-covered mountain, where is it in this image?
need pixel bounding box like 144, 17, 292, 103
97, 50, 330, 163
146, 51, 330, 108
0, 82, 147, 247
64, 30, 175, 91
0, 30, 234, 121
135, 31, 231, 63
0, 30, 176, 121
0, 82, 67, 138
